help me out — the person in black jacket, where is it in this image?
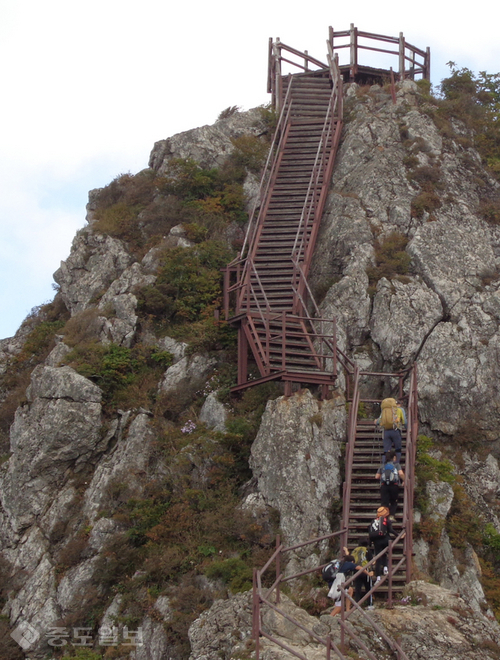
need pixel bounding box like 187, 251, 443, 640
368, 506, 398, 578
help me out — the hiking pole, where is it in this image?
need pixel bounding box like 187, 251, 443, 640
367, 576, 374, 610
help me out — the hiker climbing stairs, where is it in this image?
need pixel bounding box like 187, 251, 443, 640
346, 418, 407, 592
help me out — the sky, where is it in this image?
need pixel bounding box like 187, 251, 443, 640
0, 0, 499, 340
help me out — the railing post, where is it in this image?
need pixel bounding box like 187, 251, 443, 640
275, 38, 282, 114
399, 32, 405, 80
340, 589, 346, 652
253, 569, 260, 660
425, 46, 431, 81
388, 541, 394, 608
349, 23, 357, 79
304, 49, 309, 71
276, 534, 281, 604
267, 37, 273, 95
282, 311, 286, 371
326, 634, 331, 660
333, 318, 337, 378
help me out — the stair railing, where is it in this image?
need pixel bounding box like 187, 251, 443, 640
290, 57, 343, 280
337, 532, 410, 660
402, 363, 418, 581
341, 365, 361, 549
253, 529, 348, 660
253, 527, 410, 660
238, 80, 294, 264
268, 38, 329, 111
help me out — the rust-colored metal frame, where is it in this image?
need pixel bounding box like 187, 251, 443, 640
253, 529, 410, 660
341, 364, 418, 591
328, 24, 430, 82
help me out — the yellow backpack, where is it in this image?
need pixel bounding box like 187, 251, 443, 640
380, 398, 400, 430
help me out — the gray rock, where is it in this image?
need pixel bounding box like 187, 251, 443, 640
250, 389, 345, 572
54, 228, 133, 313
159, 354, 216, 395
188, 591, 253, 660
371, 277, 443, 365
149, 108, 265, 172
199, 392, 228, 432
426, 481, 454, 520
157, 335, 188, 363
0, 366, 102, 531
82, 412, 154, 521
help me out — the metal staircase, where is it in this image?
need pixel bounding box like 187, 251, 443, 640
247, 26, 428, 660
341, 366, 419, 599
223, 45, 343, 395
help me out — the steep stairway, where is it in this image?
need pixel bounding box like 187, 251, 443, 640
346, 419, 407, 593
226, 66, 343, 391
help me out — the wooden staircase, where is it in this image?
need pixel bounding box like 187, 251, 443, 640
346, 420, 407, 593
225, 64, 343, 393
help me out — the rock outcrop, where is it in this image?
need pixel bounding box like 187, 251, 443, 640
2, 77, 500, 660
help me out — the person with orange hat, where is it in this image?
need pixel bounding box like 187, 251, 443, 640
368, 506, 398, 579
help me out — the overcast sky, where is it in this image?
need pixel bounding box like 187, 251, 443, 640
1, 0, 499, 340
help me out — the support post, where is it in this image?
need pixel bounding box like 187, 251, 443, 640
237, 326, 248, 385
399, 32, 405, 80
388, 541, 394, 609
275, 535, 281, 604
349, 23, 357, 80
425, 46, 431, 81
253, 569, 260, 660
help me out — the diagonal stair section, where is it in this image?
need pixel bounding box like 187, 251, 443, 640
225, 65, 343, 392
346, 419, 407, 593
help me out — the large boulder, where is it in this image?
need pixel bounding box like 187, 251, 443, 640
250, 389, 345, 572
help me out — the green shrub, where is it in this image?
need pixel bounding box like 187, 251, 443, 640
93, 201, 141, 244
445, 483, 482, 549
137, 240, 232, 326
366, 231, 411, 285
410, 190, 442, 218
484, 523, 500, 562
204, 557, 253, 592
63, 343, 173, 407
479, 199, 500, 225
436, 65, 500, 182
218, 105, 240, 120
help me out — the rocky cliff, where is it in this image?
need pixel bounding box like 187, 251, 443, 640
1, 78, 500, 660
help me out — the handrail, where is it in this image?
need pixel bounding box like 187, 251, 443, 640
341, 365, 361, 549
253, 525, 411, 660
328, 24, 430, 81
235, 79, 295, 264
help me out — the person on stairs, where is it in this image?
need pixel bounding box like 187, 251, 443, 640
374, 398, 405, 463
350, 539, 374, 605
329, 548, 373, 617
376, 450, 405, 522
368, 506, 399, 580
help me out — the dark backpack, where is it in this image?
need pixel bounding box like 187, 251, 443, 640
369, 516, 389, 541
322, 559, 340, 584
382, 463, 399, 485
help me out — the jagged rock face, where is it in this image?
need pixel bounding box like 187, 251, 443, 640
54, 228, 134, 315
188, 583, 500, 660
0, 364, 102, 533
250, 389, 346, 572
311, 80, 500, 438
149, 108, 265, 172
